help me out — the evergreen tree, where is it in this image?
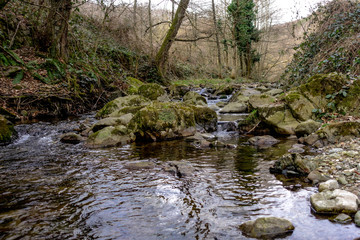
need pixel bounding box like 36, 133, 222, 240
228, 0, 260, 77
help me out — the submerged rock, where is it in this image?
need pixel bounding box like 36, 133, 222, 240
163, 161, 196, 178
330, 213, 352, 224
239, 217, 295, 239
0, 115, 16, 145
310, 189, 359, 214
248, 135, 280, 148
60, 132, 83, 144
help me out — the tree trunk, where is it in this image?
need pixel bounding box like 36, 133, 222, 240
148, 0, 154, 57
211, 0, 222, 78
133, 0, 138, 42
43, 0, 72, 61
155, 0, 190, 78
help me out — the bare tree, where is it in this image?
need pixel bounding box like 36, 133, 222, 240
155, 0, 190, 78
211, 0, 222, 78
148, 0, 154, 56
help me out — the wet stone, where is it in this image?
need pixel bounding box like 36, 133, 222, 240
330, 213, 352, 224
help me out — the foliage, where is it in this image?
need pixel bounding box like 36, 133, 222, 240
283, 0, 360, 87
228, 0, 260, 76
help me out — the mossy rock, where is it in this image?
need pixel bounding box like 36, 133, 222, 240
248, 94, 277, 111
191, 106, 217, 132
229, 92, 249, 104
214, 85, 234, 96
298, 72, 346, 109
183, 91, 207, 106
96, 95, 150, 119
285, 91, 315, 121
263, 109, 300, 135
91, 114, 134, 132
126, 77, 144, 95
86, 125, 133, 148
138, 83, 167, 101
169, 84, 191, 98
295, 119, 321, 137
316, 121, 360, 144
337, 79, 360, 116
129, 102, 196, 142
0, 115, 17, 145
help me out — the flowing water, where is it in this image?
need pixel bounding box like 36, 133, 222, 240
1, 114, 360, 239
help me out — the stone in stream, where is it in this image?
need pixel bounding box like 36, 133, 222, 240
86, 125, 132, 148
355, 211, 360, 227
330, 213, 352, 224
307, 170, 330, 183
310, 189, 359, 214
318, 179, 340, 192
183, 91, 207, 106
248, 135, 280, 148
138, 83, 168, 101
91, 114, 134, 132
60, 132, 84, 144
295, 120, 321, 138
270, 153, 318, 176
219, 102, 247, 113
239, 217, 295, 239
163, 161, 196, 178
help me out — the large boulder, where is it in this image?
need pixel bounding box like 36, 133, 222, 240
298, 72, 346, 109
263, 109, 300, 135
0, 115, 16, 145
337, 79, 360, 116
138, 83, 168, 101
316, 121, 360, 145
249, 94, 277, 111
129, 102, 196, 142
86, 125, 133, 148
285, 91, 315, 121
192, 106, 217, 132
183, 91, 207, 106
310, 189, 359, 214
96, 95, 150, 119
295, 119, 321, 137
239, 217, 295, 239
91, 114, 134, 132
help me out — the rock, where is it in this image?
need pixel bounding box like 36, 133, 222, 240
0, 115, 17, 145
60, 132, 83, 144
214, 85, 234, 95
316, 121, 360, 145
240, 88, 261, 97
86, 125, 132, 148
310, 189, 359, 214
248, 94, 277, 111
295, 120, 321, 138
263, 109, 300, 135
219, 102, 247, 113
304, 133, 319, 145
138, 83, 167, 101
249, 135, 280, 147
330, 213, 352, 224
96, 95, 150, 118
355, 211, 360, 227
91, 114, 133, 132
163, 161, 196, 177
270, 154, 318, 176
229, 93, 249, 104
125, 77, 144, 95
219, 121, 237, 132
239, 217, 295, 239
124, 161, 156, 170
129, 102, 196, 142
183, 91, 207, 106
285, 91, 315, 121
337, 176, 348, 185
337, 79, 360, 116
169, 84, 191, 98
307, 170, 329, 183
192, 106, 217, 132
266, 89, 284, 96
319, 179, 340, 192
288, 147, 305, 154
201, 133, 216, 141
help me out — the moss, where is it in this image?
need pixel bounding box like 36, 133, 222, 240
300, 73, 346, 97
126, 77, 144, 95
337, 80, 360, 116
138, 83, 166, 100
285, 92, 301, 103
0, 115, 15, 144
96, 101, 117, 118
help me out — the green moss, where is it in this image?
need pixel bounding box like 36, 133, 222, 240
300, 73, 346, 97
96, 101, 117, 118
138, 83, 166, 100
285, 92, 301, 103
0, 115, 15, 144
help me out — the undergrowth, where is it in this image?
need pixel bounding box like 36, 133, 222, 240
283, 0, 360, 87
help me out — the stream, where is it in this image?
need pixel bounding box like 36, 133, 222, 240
1, 105, 360, 239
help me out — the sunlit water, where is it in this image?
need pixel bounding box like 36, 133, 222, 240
1, 115, 360, 240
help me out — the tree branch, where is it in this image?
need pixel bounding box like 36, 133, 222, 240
145, 21, 172, 33
175, 33, 214, 42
